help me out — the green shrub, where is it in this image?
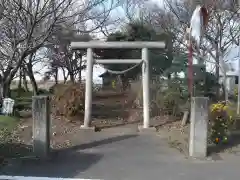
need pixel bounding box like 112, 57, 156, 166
38, 88, 49, 95
14, 101, 31, 111
152, 78, 186, 117
209, 101, 236, 144
10, 88, 32, 98
14, 97, 32, 111
134, 78, 187, 117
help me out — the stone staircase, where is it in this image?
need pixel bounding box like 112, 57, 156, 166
92, 90, 140, 120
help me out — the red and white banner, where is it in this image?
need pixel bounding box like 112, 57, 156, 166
189, 5, 209, 47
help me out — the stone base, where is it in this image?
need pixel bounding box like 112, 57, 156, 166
80, 125, 96, 132
138, 125, 157, 133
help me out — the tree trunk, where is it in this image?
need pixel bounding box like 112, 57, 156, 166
23, 68, 29, 92
64, 76, 68, 84
63, 72, 69, 84
17, 68, 22, 97
26, 64, 38, 95
215, 46, 220, 98
69, 71, 74, 83
54, 69, 58, 84
62, 68, 66, 81
220, 51, 228, 102
221, 83, 225, 100
28, 73, 38, 95
69, 72, 75, 83
1, 52, 28, 98
3, 80, 11, 98
61, 68, 68, 83
0, 84, 3, 101
78, 58, 83, 83
78, 70, 82, 83
222, 67, 228, 102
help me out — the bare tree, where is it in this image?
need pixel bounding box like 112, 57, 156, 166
43, 32, 91, 84
0, 0, 121, 96
0, 0, 72, 96
136, 0, 240, 99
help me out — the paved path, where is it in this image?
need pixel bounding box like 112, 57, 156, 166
1, 125, 240, 180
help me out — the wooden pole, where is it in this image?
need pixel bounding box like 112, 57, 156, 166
188, 43, 193, 97
237, 0, 240, 114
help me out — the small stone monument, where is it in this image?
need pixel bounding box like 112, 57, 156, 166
32, 96, 50, 159
2, 98, 15, 115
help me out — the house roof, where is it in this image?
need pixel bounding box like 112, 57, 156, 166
99, 71, 108, 77
99, 71, 117, 78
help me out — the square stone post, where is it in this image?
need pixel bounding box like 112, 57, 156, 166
189, 97, 209, 158
32, 96, 50, 159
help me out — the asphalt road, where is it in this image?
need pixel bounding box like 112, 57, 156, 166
1, 126, 240, 180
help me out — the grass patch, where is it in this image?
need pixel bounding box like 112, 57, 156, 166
0, 115, 31, 161
0, 115, 18, 131
0, 115, 19, 144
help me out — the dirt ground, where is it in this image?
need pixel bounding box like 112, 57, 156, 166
7, 110, 240, 162
5, 112, 173, 159
157, 120, 240, 160
13, 113, 141, 150
157, 121, 190, 156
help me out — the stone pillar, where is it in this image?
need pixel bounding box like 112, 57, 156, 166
189, 97, 208, 158
32, 96, 50, 159
141, 48, 150, 128
82, 48, 93, 128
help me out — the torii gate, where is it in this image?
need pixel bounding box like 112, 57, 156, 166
70, 41, 166, 129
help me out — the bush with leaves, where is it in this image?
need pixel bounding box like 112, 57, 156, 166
157, 78, 187, 117
10, 88, 32, 99
231, 85, 238, 101
38, 88, 50, 95
51, 83, 85, 119
134, 77, 187, 117
209, 101, 236, 144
